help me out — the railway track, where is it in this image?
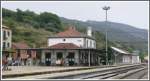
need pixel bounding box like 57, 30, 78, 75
3, 64, 147, 79
86, 67, 147, 79
50, 64, 147, 79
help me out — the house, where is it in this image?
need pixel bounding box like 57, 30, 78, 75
2, 25, 13, 65
111, 46, 132, 64
15, 26, 102, 66
2, 25, 12, 50
111, 46, 141, 64
12, 42, 30, 65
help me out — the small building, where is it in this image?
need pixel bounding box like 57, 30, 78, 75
111, 47, 141, 64
12, 42, 30, 66
111, 46, 132, 64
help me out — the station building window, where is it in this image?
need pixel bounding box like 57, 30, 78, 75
7, 31, 10, 37
63, 39, 66, 41
7, 42, 10, 48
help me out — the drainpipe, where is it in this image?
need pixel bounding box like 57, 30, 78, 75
88, 49, 91, 67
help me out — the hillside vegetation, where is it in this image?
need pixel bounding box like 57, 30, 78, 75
2, 8, 148, 60
2, 8, 109, 49
60, 17, 148, 59
2, 8, 64, 47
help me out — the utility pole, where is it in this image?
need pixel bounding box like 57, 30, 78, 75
88, 49, 91, 67
102, 6, 110, 65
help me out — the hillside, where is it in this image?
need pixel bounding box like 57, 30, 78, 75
2, 8, 64, 47
2, 8, 110, 49
86, 20, 148, 41
2, 8, 148, 60
60, 17, 148, 52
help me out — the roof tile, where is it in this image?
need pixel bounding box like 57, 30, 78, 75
12, 42, 29, 49
49, 43, 80, 49
56, 26, 83, 37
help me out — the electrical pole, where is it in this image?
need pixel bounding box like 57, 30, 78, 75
103, 6, 110, 65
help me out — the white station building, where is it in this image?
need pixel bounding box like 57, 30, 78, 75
15, 26, 101, 66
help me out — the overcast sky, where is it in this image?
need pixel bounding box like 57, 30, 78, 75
2, 1, 149, 30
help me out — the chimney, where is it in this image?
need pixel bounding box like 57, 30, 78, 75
68, 25, 76, 30
87, 26, 92, 36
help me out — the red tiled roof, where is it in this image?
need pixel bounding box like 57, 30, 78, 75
49, 43, 80, 49
12, 42, 29, 49
56, 26, 83, 37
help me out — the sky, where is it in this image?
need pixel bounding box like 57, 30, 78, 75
1, 1, 149, 30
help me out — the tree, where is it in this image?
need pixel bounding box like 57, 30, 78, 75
2, 8, 16, 18
16, 9, 24, 21
37, 12, 62, 32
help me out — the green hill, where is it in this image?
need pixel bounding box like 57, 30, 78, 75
2, 8, 64, 47
2, 8, 109, 49
60, 17, 148, 55
2, 8, 148, 60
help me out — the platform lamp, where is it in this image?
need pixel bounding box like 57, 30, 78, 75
102, 6, 110, 65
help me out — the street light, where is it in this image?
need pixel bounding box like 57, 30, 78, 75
102, 6, 110, 65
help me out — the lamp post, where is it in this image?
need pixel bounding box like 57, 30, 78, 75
102, 6, 110, 65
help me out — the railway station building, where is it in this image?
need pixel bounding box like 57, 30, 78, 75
111, 46, 141, 64
13, 26, 102, 66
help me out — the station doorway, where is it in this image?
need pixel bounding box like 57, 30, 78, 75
45, 52, 51, 66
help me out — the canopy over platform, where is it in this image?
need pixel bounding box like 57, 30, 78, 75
111, 46, 131, 55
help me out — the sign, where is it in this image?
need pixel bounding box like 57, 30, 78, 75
31, 50, 36, 59
20, 50, 28, 59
